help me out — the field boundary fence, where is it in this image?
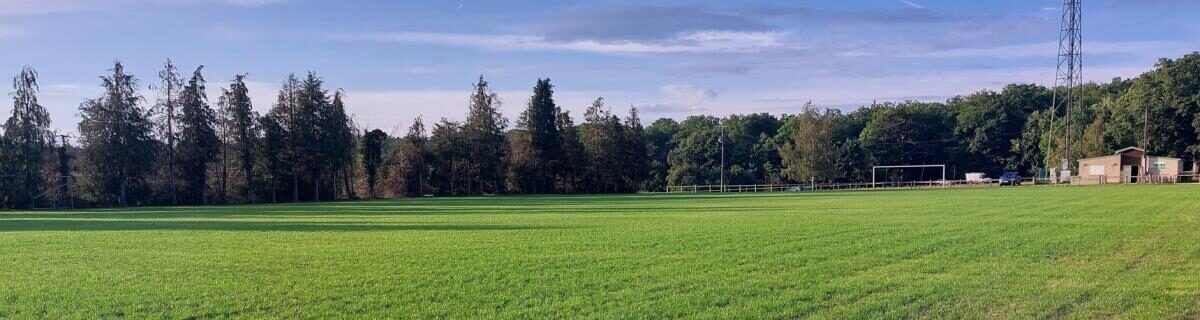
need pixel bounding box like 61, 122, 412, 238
665, 174, 1199, 194
666, 179, 1007, 194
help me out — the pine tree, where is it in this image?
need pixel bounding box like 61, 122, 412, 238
326, 90, 355, 200
401, 117, 429, 197
429, 119, 465, 195
220, 74, 259, 203
77, 62, 157, 206
505, 129, 536, 193
516, 79, 561, 193
622, 106, 648, 192
154, 59, 183, 205
360, 129, 387, 198
258, 115, 288, 202
175, 66, 219, 205
2, 66, 53, 208
297, 73, 329, 200
463, 76, 507, 195
267, 74, 302, 202
556, 108, 585, 193
582, 98, 626, 193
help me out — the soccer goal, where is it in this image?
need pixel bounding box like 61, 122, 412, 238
1, 174, 75, 209
871, 165, 946, 188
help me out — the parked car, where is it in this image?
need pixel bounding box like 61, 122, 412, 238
965, 172, 992, 184
999, 172, 1021, 186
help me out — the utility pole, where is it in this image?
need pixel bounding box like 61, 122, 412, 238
1049, 0, 1082, 183
1142, 103, 1150, 182
718, 122, 726, 193
58, 134, 72, 209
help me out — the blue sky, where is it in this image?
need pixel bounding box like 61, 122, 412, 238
1, 0, 1198, 134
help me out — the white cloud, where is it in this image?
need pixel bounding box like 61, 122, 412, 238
899, 0, 925, 9
661, 84, 717, 107
334, 30, 785, 54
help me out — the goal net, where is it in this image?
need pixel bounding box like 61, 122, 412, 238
871, 165, 946, 188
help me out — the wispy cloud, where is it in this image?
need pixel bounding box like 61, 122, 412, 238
899, 0, 925, 9
333, 30, 785, 54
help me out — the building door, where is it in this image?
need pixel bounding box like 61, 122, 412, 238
1122, 165, 1133, 184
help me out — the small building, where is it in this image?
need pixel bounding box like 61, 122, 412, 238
1077, 147, 1182, 184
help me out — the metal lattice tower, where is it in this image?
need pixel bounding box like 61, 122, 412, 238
1050, 0, 1082, 175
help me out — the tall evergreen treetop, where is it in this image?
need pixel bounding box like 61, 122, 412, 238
77, 61, 157, 206
221, 74, 259, 202
518, 78, 562, 193
176, 66, 220, 204
464, 75, 507, 194
3, 66, 53, 208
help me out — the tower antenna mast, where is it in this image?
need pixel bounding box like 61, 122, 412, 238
1049, 0, 1082, 182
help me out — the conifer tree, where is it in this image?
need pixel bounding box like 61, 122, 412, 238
360, 129, 387, 198
2, 66, 52, 208
516, 79, 561, 193
463, 76, 507, 195
622, 106, 648, 192
77, 62, 157, 206
175, 66, 219, 204
154, 59, 183, 205
556, 109, 585, 193
326, 90, 355, 199
220, 74, 258, 202
258, 115, 288, 202
267, 75, 302, 201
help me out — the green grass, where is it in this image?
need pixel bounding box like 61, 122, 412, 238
2, 186, 1200, 319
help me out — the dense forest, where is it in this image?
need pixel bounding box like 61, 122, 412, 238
2, 52, 1199, 208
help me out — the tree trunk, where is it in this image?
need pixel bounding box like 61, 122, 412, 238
119, 179, 127, 207
220, 153, 228, 204
313, 168, 321, 201
292, 171, 299, 202
344, 165, 355, 199
244, 146, 255, 204
201, 176, 208, 205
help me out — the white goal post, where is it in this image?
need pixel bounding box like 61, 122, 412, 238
872, 165, 946, 186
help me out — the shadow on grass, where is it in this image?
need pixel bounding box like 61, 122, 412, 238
0, 219, 556, 232
0, 191, 904, 220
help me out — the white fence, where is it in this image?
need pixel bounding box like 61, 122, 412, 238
1073, 174, 1197, 185
665, 179, 1021, 194
664, 175, 1196, 194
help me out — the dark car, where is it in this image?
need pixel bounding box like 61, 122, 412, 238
999, 172, 1021, 186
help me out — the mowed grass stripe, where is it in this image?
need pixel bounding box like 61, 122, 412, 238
1, 186, 1199, 318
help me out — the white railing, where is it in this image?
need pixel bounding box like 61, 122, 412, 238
665, 174, 1198, 194
665, 179, 1011, 194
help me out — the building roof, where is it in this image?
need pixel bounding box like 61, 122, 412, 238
1078, 155, 1119, 162
1077, 146, 1183, 162
1114, 147, 1145, 155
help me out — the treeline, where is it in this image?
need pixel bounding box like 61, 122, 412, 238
2, 53, 1200, 208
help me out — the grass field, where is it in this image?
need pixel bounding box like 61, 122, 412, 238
2, 186, 1200, 318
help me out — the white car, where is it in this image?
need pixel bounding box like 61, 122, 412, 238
965, 173, 992, 184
